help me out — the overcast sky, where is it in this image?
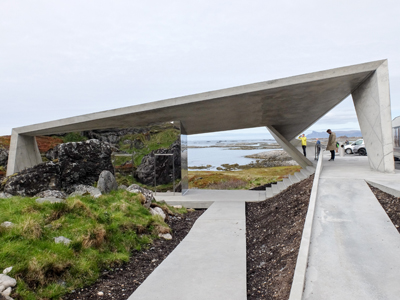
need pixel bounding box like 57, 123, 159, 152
1, 0, 399, 140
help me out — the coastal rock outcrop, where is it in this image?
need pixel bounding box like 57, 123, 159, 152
34, 190, 67, 199
136, 139, 181, 186
3, 162, 61, 196
97, 170, 118, 194
51, 139, 114, 192
126, 184, 154, 208
0, 148, 8, 168
1, 140, 114, 196
69, 184, 102, 198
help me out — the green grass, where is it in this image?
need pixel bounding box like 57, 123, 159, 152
114, 173, 181, 193
118, 128, 179, 166
0, 190, 186, 299
189, 166, 302, 189
57, 132, 88, 143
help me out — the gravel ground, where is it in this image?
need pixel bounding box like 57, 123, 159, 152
246, 176, 313, 300
62, 209, 204, 300
369, 184, 400, 233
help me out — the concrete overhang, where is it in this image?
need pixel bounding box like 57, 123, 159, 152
13, 60, 386, 141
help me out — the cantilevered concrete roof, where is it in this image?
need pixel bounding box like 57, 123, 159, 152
15, 60, 386, 141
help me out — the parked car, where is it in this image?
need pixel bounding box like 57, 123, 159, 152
353, 142, 367, 156
344, 139, 364, 154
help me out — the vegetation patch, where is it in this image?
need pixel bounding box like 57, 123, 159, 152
189, 166, 301, 190
0, 190, 186, 299
59, 132, 88, 143
35, 136, 64, 153
0, 135, 11, 149
118, 128, 179, 167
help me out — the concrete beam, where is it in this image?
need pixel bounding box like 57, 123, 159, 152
11, 60, 383, 140
352, 60, 395, 173
6, 130, 42, 176
266, 125, 313, 169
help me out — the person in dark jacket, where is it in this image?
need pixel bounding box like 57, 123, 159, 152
326, 129, 336, 161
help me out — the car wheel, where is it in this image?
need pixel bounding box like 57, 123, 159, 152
358, 148, 367, 156
345, 148, 353, 154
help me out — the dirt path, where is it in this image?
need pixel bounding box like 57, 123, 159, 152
246, 176, 313, 300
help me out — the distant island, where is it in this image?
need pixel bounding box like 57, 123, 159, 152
306, 130, 362, 138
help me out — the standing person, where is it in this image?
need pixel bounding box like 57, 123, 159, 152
298, 134, 307, 157
326, 129, 336, 161
316, 138, 321, 157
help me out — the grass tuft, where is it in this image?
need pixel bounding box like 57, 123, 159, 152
20, 217, 42, 240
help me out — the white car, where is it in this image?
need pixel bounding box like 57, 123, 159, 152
344, 139, 364, 154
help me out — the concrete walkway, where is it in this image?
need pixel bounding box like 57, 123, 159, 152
303, 155, 400, 300
128, 201, 247, 300
156, 189, 265, 208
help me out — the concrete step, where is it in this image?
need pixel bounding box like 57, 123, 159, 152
265, 187, 273, 198
289, 174, 300, 183
277, 181, 286, 191
295, 172, 306, 181
283, 178, 291, 188
300, 169, 312, 177
306, 166, 316, 174
271, 184, 279, 195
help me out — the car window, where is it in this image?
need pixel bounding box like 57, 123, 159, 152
356, 140, 363, 145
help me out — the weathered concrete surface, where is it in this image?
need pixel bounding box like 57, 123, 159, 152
6, 60, 392, 175
267, 125, 313, 169
303, 155, 400, 300
288, 149, 323, 300
11, 61, 383, 138
7, 129, 42, 175
352, 60, 394, 173
157, 189, 266, 208
128, 201, 246, 300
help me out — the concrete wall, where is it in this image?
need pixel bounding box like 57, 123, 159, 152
266, 125, 313, 169
352, 60, 395, 173
6, 130, 42, 176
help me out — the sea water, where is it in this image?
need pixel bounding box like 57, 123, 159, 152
187, 139, 279, 171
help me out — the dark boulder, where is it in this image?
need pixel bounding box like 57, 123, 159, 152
52, 139, 114, 192
3, 162, 61, 196
0, 147, 8, 167
136, 139, 181, 186
1, 139, 115, 196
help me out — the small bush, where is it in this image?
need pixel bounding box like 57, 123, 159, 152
61, 132, 87, 143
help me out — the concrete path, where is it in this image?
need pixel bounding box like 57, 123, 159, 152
128, 201, 247, 300
303, 156, 400, 300
156, 189, 265, 208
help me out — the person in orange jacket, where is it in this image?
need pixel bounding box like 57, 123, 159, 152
298, 134, 307, 157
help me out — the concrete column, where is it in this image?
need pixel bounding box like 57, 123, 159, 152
352, 60, 394, 173
179, 122, 189, 195
266, 125, 313, 169
6, 130, 42, 176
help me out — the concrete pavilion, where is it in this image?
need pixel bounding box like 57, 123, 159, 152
6, 59, 395, 193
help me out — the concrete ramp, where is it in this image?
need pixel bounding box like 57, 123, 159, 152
303, 157, 400, 300
127, 201, 247, 300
